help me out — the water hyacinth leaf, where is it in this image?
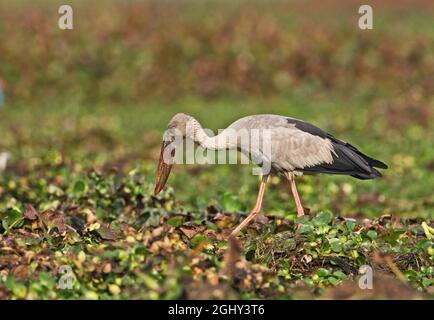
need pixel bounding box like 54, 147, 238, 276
190, 233, 209, 248
317, 225, 330, 234
345, 220, 356, 232
205, 221, 218, 231
316, 268, 329, 277
299, 223, 313, 234
141, 275, 160, 291
416, 239, 432, 250
333, 271, 347, 279
329, 238, 343, 252
404, 270, 418, 279
367, 230, 378, 240
328, 277, 340, 286
313, 211, 332, 226
1, 207, 24, 232
422, 278, 433, 287
73, 179, 88, 195
167, 216, 183, 228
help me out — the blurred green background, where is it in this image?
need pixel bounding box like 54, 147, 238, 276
0, 0, 433, 219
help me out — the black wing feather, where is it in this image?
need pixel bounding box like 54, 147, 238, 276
286, 117, 388, 179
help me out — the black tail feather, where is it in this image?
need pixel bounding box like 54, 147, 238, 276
351, 167, 382, 180
344, 143, 388, 169
301, 142, 387, 180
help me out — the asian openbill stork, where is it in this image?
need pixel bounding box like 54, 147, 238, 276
154, 113, 387, 238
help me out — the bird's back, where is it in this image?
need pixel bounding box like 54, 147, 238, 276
226, 114, 387, 179
227, 114, 294, 131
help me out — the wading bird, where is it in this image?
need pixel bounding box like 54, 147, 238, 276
154, 113, 387, 238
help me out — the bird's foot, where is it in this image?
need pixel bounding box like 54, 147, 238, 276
296, 207, 306, 217
297, 206, 310, 217
294, 207, 310, 230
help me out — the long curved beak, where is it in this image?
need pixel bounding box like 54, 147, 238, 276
154, 137, 175, 196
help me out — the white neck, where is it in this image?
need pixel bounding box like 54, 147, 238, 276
186, 117, 234, 150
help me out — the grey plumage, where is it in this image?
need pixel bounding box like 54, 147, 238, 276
225, 114, 387, 179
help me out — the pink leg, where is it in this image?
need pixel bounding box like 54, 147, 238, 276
289, 178, 305, 217
229, 176, 268, 238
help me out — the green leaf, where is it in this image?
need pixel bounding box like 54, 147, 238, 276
299, 223, 313, 234
333, 271, 346, 279
313, 211, 332, 226
167, 216, 183, 228
367, 230, 377, 240
346, 220, 356, 232
5, 276, 27, 298
328, 277, 340, 286
316, 268, 329, 277
329, 238, 343, 252
404, 270, 418, 279
422, 277, 433, 287
73, 179, 88, 195
1, 207, 24, 233
142, 275, 160, 291
190, 233, 208, 248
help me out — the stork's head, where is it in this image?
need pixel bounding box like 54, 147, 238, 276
167, 113, 193, 135
154, 113, 194, 195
